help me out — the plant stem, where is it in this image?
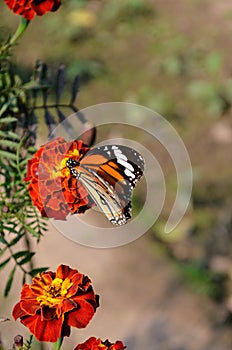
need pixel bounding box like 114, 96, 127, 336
7, 244, 27, 275
9, 17, 30, 46
24, 229, 34, 274
53, 338, 64, 350
0, 17, 30, 56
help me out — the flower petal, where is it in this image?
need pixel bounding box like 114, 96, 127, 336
20, 299, 40, 315
67, 299, 95, 328
4, 0, 36, 20
21, 314, 63, 342
59, 299, 77, 316
56, 264, 78, 280
12, 302, 26, 320
31, 0, 61, 16
41, 306, 57, 320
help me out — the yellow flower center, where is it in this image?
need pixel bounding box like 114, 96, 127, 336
51, 149, 80, 179
37, 277, 73, 308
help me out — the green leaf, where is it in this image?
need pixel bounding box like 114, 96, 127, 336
12, 188, 27, 198
0, 130, 7, 138
0, 235, 7, 244
0, 257, 11, 270
28, 220, 38, 226
29, 267, 49, 277
0, 150, 17, 161
2, 226, 18, 234
24, 225, 41, 238
18, 158, 30, 167
18, 252, 35, 265
0, 116, 17, 124
0, 94, 18, 116
8, 233, 24, 247
8, 159, 17, 168
0, 130, 19, 140
39, 222, 48, 229
6, 131, 20, 140
23, 335, 33, 350
0, 139, 19, 149
13, 250, 30, 260
0, 247, 7, 257
4, 265, 16, 297
27, 146, 37, 153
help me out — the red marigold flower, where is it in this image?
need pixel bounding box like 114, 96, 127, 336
12, 264, 99, 343
4, 0, 61, 20
25, 137, 94, 220
75, 337, 126, 350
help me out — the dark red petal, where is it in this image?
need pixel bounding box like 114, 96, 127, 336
66, 273, 84, 297
41, 306, 57, 320
32, 0, 61, 15
21, 314, 63, 342
71, 272, 85, 284
4, 0, 36, 19
20, 284, 34, 298
46, 195, 64, 211
12, 302, 26, 320
110, 341, 126, 350
67, 299, 95, 328
20, 315, 37, 335
45, 206, 68, 220
73, 287, 96, 302
74, 337, 107, 350
20, 299, 40, 315
56, 264, 78, 280
61, 299, 77, 314
32, 271, 53, 287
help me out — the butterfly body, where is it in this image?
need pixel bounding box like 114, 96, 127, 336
66, 145, 144, 225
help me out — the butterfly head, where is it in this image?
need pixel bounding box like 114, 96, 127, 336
66, 158, 80, 178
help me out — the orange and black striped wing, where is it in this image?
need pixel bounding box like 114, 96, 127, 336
67, 145, 144, 225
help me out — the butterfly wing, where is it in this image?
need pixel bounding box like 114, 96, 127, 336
76, 145, 144, 225
76, 168, 128, 225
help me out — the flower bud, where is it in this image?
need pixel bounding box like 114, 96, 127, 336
14, 335, 23, 349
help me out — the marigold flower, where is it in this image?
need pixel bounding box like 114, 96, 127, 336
4, 0, 61, 20
24, 137, 94, 220
12, 264, 99, 342
75, 337, 126, 350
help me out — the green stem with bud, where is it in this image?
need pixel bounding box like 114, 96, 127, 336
0, 16, 30, 56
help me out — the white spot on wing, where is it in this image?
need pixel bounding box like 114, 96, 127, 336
115, 151, 127, 161
117, 158, 134, 172
125, 168, 136, 179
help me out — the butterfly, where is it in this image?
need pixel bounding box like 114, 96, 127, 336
66, 144, 144, 225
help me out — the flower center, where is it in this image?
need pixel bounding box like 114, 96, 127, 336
37, 277, 73, 308
51, 149, 80, 179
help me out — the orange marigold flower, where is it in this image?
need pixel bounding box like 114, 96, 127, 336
75, 337, 126, 350
25, 137, 94, 220
4, 0, 61, 20
12, 264, 99, 343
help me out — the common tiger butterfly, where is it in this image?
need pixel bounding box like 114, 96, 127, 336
66, 144, 144, 225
